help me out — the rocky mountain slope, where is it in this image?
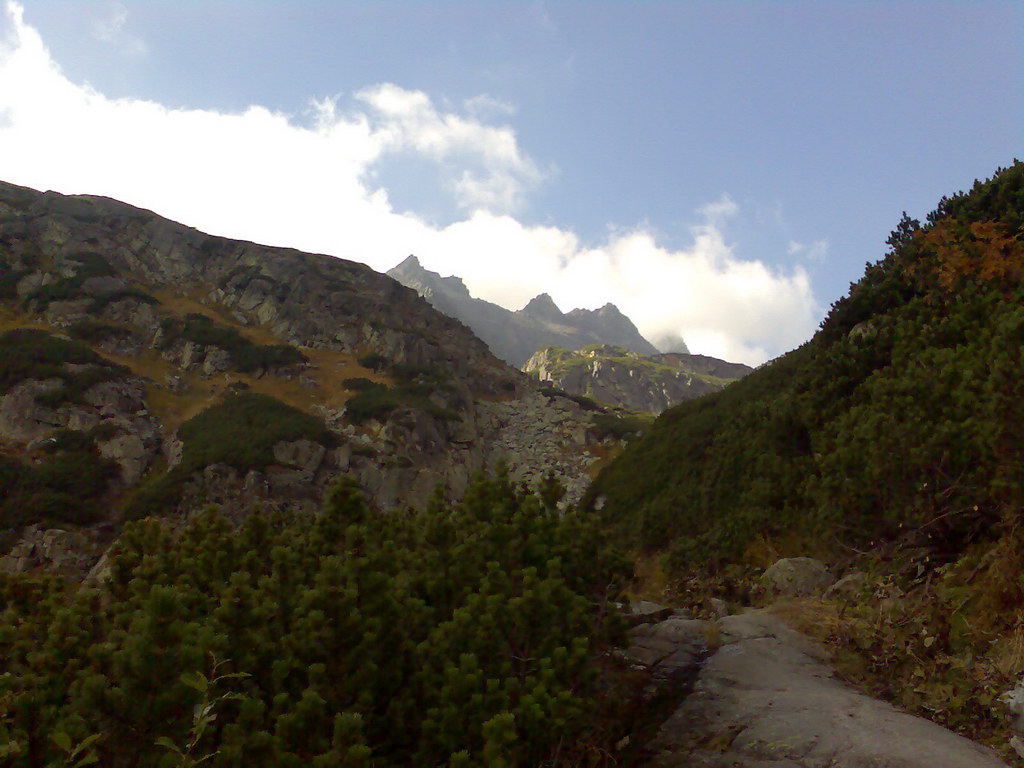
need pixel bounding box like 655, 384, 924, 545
0, 180, 629, 574
387, 254, 663, 366
524, 344, 752, 414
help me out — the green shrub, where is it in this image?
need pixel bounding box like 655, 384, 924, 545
160, 313, 306, 372
24, 252, 116, 308
88, 288, 158, 313
591, 412, 651, 442
344, 381, 458, 425
342, 377, 376, 391
0, 328, 128, 404
177, 392, 337, 474
357, 352, 388, 371
0, 431, 117, 527
589, 161, 1024, 572
0, 266, 28, 300
124, 393, 338, 518
67, 320, 126, 343
1, 472, 632, 767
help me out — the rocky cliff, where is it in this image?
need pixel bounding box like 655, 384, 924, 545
387, 254, 661, 366
523, 344, 752, 414
0, 180, 622, 575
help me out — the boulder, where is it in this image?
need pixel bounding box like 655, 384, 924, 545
624, 600, 674, 625
761, 557, 834, 598
627, 615, 710, 673
648, 610, 1008, 768
824, 571, 868, 600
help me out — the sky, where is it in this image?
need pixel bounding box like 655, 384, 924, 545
0, 1, 1020, 365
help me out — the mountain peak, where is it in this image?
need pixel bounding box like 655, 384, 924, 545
520, 293, 565, 321
387, 255, 471, 299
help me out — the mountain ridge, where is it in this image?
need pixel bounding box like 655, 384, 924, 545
387, 254, 665, 365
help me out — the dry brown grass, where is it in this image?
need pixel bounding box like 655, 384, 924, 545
2, 285, 386, 429
765, 597, 847, 643
629, 552, 671, 603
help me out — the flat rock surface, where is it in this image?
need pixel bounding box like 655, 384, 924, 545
646, 610, 1008, 768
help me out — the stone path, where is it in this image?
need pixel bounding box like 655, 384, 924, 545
629, 609, 1009, 768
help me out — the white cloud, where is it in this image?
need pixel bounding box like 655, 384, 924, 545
0, 2, 820, 366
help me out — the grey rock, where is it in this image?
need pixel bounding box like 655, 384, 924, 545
628, 616, 709, 671
523, 345, 750, 414
762, 557, 834, 598
648, 611, 1007, 768
824, 571, 868, 600
625, 600, 674, 625
0, 525, 101, 578
708, 597, 729, 618
201, 346, 233, 376
272, 438, 327, 473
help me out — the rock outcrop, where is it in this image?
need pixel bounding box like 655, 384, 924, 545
0, 180, 618, 545
629, 610, 1009, 768
387, 255, 659, 366
524, 345, 752, 414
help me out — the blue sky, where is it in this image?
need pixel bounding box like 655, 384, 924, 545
1, 1, 1020, 364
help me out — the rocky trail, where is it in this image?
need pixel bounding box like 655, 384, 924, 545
627, 604, 1008, 767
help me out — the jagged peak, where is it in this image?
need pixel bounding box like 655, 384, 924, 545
387, 255, 471, 299
395, 254, 422, 270
520, 292, 565, 321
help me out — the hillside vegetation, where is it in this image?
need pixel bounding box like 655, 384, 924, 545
1, 474, 633, 767
588, 161, 1024, 749
590, 160, 1024, 570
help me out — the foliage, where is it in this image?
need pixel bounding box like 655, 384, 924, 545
355, 352, 387, 371
87, 288, 158, 313
0, 265, 29, 300
0, 430, 118, 527
124, 393, 337, 518
159, 314, 306, 373
0, 473, 631, 767
590, 412, 652, 442
588, 161, 1024, 571
24, 252, 116, 308
344, 365, 458, 425
0, 328, 128, 405
177, 392, 337, 474
67, 320, 127, 343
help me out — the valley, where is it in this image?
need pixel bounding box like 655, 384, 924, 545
3, 162, 1024, 766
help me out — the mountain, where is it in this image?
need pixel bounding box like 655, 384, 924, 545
2, 173, 1017, 767
0, 180, 629, 547
524, 344, 751, 414
0, 180, 656, 766
387, 254, 662, 365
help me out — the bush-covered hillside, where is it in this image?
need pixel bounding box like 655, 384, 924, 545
588, 161, 1024, 572
1, 473, 631, 767
124, 392, 339, 518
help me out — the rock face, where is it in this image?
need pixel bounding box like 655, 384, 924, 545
524, 345, 752, 414
643, 610, 1008, 767
0, 525, 105, 578
387, 255, 659, 366
0, 180, 619, 545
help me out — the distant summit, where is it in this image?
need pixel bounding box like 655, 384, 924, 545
387, 255, 659, 366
